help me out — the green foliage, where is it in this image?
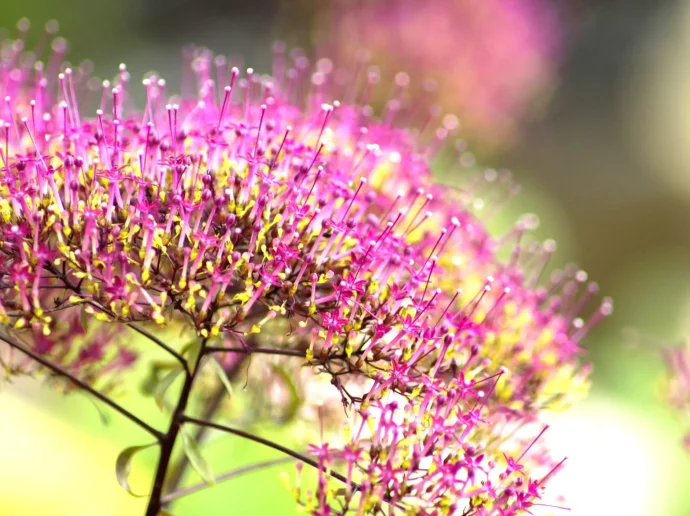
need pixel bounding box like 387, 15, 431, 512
116, 442, 158, 497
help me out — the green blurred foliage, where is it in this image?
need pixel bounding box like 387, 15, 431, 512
0, 1, 141, 66
0, 332, 302, 515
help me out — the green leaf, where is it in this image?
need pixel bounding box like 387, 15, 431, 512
141, 360, 182, 395
82, 391, 110, 426
115, 442, 157, 497
181, 428, 215, 486
180, 339, 203, 369
154, 367, 183, 411
271, 364, 301, 422
80, 305, 88, 332
208, 357, 234, 398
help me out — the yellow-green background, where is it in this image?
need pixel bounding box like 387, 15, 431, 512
2, 0, 690, 514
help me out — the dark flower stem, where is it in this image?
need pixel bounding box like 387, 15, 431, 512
204, 345, 307, 358
145, 337, 208, 516
163, 337, 305, 500
163, 354, 245, 499
125, 322, 189, 373
0, 332, 163, 439
42, 263, 189, 371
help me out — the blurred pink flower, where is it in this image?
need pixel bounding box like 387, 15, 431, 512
663, 341, 690, 447
319, 0, 563, 148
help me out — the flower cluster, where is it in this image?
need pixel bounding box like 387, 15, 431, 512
663, 341, 690, 448
0, 20, 610, 515
317, 0, 562, 148
0, 293, 134, 391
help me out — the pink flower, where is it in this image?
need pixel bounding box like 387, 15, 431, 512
663, 342, 690, 447
0, 19, 610, 515
318, 0, 563, 148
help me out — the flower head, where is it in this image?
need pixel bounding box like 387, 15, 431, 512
663, 341, 690, 448
0, 19, 610, 514
317, 0, 563, 148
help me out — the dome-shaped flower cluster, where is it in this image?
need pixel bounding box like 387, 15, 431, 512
0, 21, 610, 515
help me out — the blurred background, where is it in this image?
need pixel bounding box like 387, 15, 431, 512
2, 0, 690, 514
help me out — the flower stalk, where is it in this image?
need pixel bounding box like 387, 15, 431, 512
0, 331, 162, 439
146, 337, 207, 516
163, 353, 246, 499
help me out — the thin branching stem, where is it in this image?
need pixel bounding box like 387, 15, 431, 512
126, 321, 189, 373
164, 354, 246, 495
145, 337, 208, 516
180, 415, 355, 487
42, 262, 189, 370
204, 345, 307, 358
162, 457, 294, 504
0, 332, 163, 440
